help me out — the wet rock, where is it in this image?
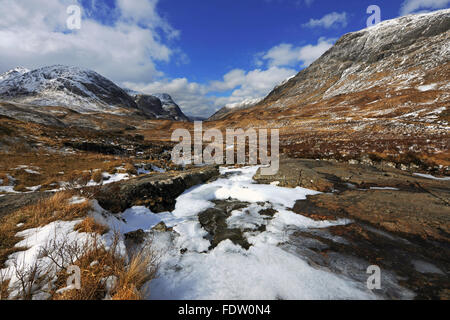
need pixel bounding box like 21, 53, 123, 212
258, 208, 277, 217
304, 190, 450, 242
292, 198, 339, 221
288, 222, 449, 299
96, 166, 219, 213
253, 158, 450, 193
124, 229, 146, 245
198, 200, 251, 250
0, 192, 53, 218
152, 221, 171, 232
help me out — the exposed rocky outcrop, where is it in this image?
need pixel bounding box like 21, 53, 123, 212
0, 192, 53, 218
254, 158, 450, 193
198, 200, 251, 250
152, 93, 190, 121
133, 94, 166, 119
255, 158, 450, 243
294, 190, 450, 242
96, 166, 219, 213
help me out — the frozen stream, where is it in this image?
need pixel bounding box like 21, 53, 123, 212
103, 166, 413, 300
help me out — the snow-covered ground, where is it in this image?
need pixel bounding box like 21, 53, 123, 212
2, 166, 415, 300
97, 166, 384, 300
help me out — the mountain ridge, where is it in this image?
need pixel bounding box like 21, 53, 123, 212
0, 65, 190, 122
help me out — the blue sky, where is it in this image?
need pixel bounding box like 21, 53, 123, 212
0, 0, 449, 117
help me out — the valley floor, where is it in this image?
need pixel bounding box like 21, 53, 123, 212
1, 161, 448, 300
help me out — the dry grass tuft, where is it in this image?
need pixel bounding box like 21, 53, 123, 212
0, 272, 10, 300
124, 163, 137, 175
91, 171, 103, 184
51, 235, 158, 300
111, 247, 158, 300
21, 192, 91, 227
111, 285, 141, 300
74, 217, 109, 235
0, 191, 92, 269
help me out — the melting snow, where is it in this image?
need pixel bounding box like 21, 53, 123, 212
101, 166, 376, 300
417, 84, 437, 92
413, 173, 450, 181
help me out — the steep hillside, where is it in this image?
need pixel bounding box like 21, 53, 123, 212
208, 98, 262, 121
126, 92, 190, 121
208, 9, 450, 171
153, 93, 190, 121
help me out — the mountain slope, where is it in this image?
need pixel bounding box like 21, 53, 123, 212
152, 93, 190, 121
208, 98, 262, 121
0, 65, 137, 113
125, 91, 190, 121
0, 67, 30, 83
0, 65, 190, 122
207, 9, 450, 170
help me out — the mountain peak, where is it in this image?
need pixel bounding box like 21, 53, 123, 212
0, 66, 30, 83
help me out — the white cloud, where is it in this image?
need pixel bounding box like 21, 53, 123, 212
400, 0, 450, 15
124, 78, 214, 116
0, 0, 336, 118
0, 0, 178, 82
211, 67, 297, 108
125, 66, 297, 117
303, 12, 348, 28
261, 38, 335, 68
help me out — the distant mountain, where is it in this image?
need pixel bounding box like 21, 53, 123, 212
189, 116, 207, 121
208, 97, 262, 121
125, 91, 190, 121
211, 10, 450, 124
0, 65, 190, 121
152, 93, 190, 121
0, 65, 137, 113
0, 67, 30, 83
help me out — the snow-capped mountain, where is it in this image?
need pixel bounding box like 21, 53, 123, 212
124, 91, 190, 121
0, 67, 30, 83
0, 65, 137, 113
208, 97, 262, 121
0, 65, 190, 121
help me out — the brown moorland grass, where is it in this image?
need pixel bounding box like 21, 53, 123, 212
0, 152, 125, 192
0, 191, 92, 269
0, 151, 170, 192
51, 236, 158, 300
74, 217, 109, 235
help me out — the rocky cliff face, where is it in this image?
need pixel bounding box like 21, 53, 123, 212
127, 92, 190, 121
152, 93, 190, 121
208, 9, 450, 170
133, 94, 166, 118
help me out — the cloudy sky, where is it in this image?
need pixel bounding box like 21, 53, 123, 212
0, 0, 449, 117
